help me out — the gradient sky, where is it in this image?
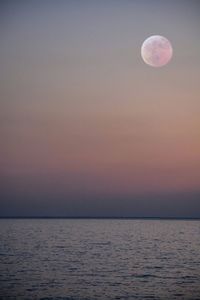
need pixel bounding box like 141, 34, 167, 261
1, 0, 200, 217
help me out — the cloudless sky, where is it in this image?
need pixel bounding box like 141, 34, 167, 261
1, 0, 200, 217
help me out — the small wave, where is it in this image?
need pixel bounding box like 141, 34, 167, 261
135, 274, 158, 278
40, 298, 91, 300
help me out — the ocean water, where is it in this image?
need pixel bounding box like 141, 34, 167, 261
0, 219, 200, 300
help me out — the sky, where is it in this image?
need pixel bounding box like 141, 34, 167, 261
0, 0, 200, 217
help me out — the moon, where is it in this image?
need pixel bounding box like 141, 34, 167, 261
141, 35, 173, 67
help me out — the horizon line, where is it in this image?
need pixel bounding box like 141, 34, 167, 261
0, 216, 200, 220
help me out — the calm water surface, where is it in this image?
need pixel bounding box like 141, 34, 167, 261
0, 219, 200, 300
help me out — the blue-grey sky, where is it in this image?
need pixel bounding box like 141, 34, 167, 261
1, 0, 200, 217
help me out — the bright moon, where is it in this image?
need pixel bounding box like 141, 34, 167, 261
141, 35, 173, 67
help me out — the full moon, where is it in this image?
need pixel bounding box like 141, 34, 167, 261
141, 35, 173, 67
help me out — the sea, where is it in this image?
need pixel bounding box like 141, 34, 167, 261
0, 219, 200, 300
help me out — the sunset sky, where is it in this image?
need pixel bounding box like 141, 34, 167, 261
1, 0, 200, 217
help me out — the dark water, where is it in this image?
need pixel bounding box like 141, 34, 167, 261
0, 219, 200, 300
